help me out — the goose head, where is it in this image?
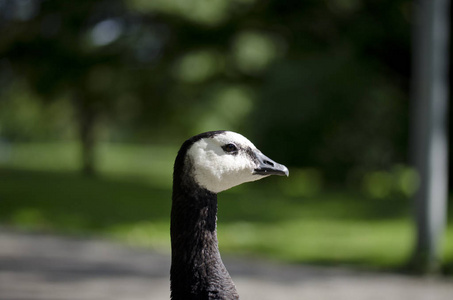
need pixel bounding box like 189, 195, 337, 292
185, 131, 288, 193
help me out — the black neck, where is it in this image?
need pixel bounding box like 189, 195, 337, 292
170, 182, 239, 300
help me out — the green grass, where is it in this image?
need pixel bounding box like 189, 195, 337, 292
1, 142, 453, 272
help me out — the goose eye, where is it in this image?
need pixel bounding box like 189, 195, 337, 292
222, 143, 238, 153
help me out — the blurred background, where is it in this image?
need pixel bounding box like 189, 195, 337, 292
0, 0, 452, 275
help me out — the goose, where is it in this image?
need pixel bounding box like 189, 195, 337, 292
170, 130, 289, 300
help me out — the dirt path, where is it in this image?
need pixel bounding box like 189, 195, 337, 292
1, 230, 452, 300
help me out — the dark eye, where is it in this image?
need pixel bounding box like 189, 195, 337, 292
222, 143, 238, 153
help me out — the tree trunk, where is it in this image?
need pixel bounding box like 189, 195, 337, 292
410, 0, 450, 273
74, 92, 97, 176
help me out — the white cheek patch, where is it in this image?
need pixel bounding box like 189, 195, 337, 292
186, 132, 265, 193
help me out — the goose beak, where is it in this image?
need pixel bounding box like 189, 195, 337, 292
253, 151, 289, 177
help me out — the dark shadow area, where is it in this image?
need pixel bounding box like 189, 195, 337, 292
0, 168, 171, 232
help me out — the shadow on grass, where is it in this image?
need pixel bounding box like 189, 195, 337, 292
0, 168, 171, 233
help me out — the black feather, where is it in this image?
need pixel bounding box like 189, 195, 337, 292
170, 131, 239, 300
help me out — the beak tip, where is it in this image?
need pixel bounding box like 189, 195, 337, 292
280, 165, 289, 177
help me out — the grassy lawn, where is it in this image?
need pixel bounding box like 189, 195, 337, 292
1, 142, 452, 272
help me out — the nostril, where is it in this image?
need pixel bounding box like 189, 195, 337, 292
263, 160, 274, 167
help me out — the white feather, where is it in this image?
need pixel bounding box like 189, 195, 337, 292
186, 131, 266, 193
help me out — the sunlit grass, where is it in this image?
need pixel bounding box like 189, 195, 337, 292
1, 142, 452, 272
219, 219, 414, 268
2, 142, 175, 187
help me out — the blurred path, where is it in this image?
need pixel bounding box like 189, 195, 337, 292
1, 230, 452, 300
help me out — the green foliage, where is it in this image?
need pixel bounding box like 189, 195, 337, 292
279, 168, 323, 197
0, 0, 413, 179
0, 82, 75, 141
362, 166, 419, 199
